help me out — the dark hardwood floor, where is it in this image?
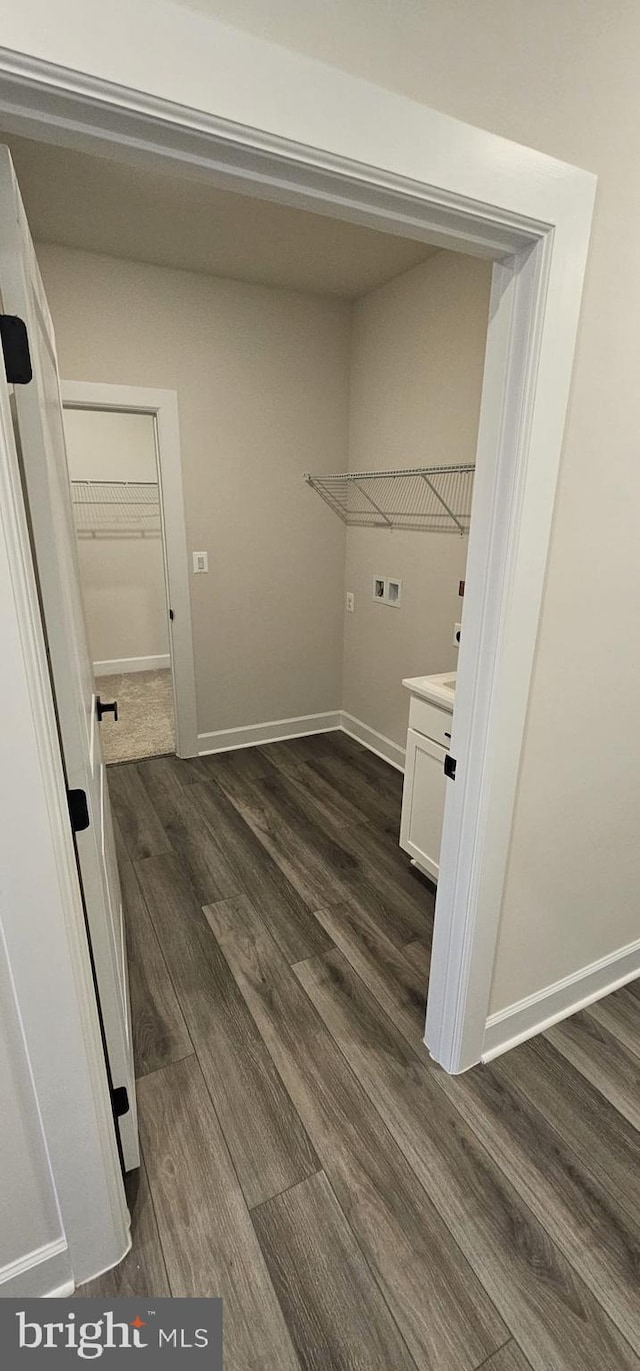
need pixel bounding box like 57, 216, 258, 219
78, 731, 640, 1371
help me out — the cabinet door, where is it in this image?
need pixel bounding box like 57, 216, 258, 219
400, 729, 447, 881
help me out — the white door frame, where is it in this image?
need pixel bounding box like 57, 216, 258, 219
0, 36, 595, 1097
62, 381, 198, 760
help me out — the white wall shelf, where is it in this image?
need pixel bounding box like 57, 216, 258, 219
304, 465, 474, 533
70, 480, 161, 537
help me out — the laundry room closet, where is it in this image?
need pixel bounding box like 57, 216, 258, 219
1, 128, 492, 777
0, 126, 496, 942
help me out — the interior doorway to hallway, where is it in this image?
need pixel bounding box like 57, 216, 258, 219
64, 403, 175, 763
61, 379, 199, 764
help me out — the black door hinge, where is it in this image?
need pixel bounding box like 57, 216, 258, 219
112, 1086, 130, 1118
67, 787, 90, 832
444, 754, 457, 781
0, 314, 32, 384
169, 608, 174, 621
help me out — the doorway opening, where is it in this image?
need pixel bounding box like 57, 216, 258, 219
64, 403, 174, 763
61, 380, 199, 763
1, 120, 578, 1086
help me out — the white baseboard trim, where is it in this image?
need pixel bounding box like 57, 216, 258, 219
482, 934, 640, 1062
93, 654, 170, 676
197, 708, 406, 771
0, 1236, 71, 1297
198, 711, 341, 755
339, 712, 405, 772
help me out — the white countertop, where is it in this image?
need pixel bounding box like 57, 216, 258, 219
402, 671, 456, 709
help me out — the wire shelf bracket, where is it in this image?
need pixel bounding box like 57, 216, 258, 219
304, 464, 475, 534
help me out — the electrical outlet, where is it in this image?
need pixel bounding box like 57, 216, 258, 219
346, 591, 355, 613
193, 551, 208, 573
453, 622, 462, 646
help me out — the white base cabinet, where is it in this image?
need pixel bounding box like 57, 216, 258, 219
400, 728, 448, 881
400, 680, 455, 883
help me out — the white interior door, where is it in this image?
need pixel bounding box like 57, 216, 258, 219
0, 147, 138, 1170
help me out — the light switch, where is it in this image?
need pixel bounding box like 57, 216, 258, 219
193, 551, 208, 573
346, 591, 355, 613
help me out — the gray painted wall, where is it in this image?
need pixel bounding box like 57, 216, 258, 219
39, 243, 350, 741
343, 252, 491, 747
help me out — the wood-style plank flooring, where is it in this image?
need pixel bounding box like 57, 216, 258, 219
79, 732, 640, 1371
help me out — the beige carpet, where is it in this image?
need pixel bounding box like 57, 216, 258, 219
95, 669, 175, 764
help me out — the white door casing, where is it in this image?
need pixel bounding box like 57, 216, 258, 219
0, 146, 139, 1170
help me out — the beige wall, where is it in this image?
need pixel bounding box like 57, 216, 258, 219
344, 252, 491, 748
39, 244, 350, 736
170, 0, 640, 1015
64, 408, 169, 667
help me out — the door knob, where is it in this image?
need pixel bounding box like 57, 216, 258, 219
96, 695, 118, 722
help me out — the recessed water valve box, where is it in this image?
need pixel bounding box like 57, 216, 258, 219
373, 576, 402, 606
373, 576, 385, 600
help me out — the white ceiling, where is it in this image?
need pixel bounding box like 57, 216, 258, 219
0, 133, 438, 300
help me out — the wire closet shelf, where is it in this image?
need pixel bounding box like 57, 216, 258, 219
304, 464, 475, 534
70, 480, 161, 537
